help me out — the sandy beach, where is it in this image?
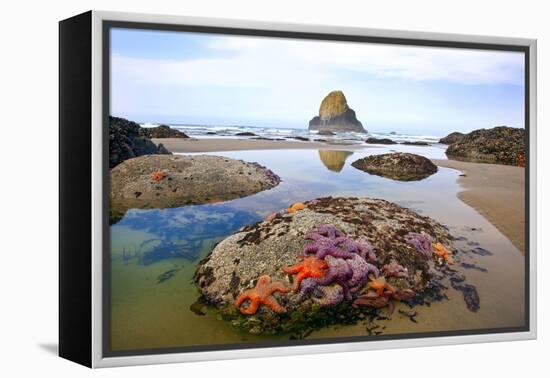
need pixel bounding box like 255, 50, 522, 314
433, 159, 525, 253
152, 137, 369, 153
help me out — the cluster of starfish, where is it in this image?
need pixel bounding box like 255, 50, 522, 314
406, 232, 453, 264
353, 276, 415, 314
151, 171, 168, 182
234, 225, 418, 315
284, 225, 381, 307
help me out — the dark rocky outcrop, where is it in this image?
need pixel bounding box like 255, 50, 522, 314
288, 136, 310, 142
109, 116, 171, 168
308, 91, 366, 133
439, 132, 465, 145
401, 141, 430, 146
351, 152, 438, 181
139, 124, 189, 139
236, 132, 257, 137
365, 137, 397, 145
445, 126, 525, 166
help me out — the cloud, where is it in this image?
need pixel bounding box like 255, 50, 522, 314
112, 34, 524, 90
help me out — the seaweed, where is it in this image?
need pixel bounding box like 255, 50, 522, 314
156, 268, 180, 284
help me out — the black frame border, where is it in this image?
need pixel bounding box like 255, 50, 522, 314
101, 20, 531, 359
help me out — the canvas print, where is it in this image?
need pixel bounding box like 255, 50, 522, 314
107, 26, 527, 354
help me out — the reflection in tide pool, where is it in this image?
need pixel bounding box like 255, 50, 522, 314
110, 147, 524, 351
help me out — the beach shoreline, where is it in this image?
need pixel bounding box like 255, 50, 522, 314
152, 137, 371, 153
433, 159, 525, 253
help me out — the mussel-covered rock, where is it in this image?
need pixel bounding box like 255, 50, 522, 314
445, 126, 525, 166
351, 152, 437, 181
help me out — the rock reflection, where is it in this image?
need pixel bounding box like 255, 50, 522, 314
317, 150, 354, 172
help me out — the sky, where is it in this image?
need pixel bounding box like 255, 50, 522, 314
110, 28, 525, 136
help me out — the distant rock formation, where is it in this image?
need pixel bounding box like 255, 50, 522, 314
439, 132, 465, 145
109, 116, 171, 168
139, 124, 189, 139
351, 152, 438, 181
445, 126, 525, 166
309, 90, 366, 133
317, 150, 354, 172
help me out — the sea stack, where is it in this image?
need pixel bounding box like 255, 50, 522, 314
309, 90, 366, 133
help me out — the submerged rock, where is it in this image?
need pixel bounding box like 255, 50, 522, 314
439, 132, 465, 145
445, 126, 525, 166
351, 152, 438, 181
308, 91, 366, 133
109, 116, 171, 168
140, 124, 189, 138
110, 155, 280, 214
194, 196, 456, 334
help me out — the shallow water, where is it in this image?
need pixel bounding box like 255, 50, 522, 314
110, 147, 525, 351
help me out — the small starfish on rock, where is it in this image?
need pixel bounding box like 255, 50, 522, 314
432, 242, 453, 263
287, 202, 305, 214
381, 261, 409, 278
368, 276, 394, 296
235, 275, 289, 315
283, 256, 328, 291
151, 171, 168, 182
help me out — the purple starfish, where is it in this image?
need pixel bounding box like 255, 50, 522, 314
312, 285, 344, 307
313, 224, 344, 239
304, 225, 356, 259
381, 261, 409, 278
337, 237, 378, 263
406, 232, 433, 258
316, 256, 354, 300
296, 277, 322, 302
347, 254, 379, 293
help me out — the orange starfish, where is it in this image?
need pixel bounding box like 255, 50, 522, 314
151, 171, 167, 182
432, 242, 453, 263
283, 256, 328, 291
235, 275, 289, 315
287, 202, 305, 214
368, 276, 394, 296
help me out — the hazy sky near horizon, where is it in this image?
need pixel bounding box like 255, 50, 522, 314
110, 28, 525, 135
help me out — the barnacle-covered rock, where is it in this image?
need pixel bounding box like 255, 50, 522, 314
110, 155, 280, 221
194, 196, 457, 334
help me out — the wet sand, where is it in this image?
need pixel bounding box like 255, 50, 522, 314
153, 137, 368, 152
433, 159, 525, 253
